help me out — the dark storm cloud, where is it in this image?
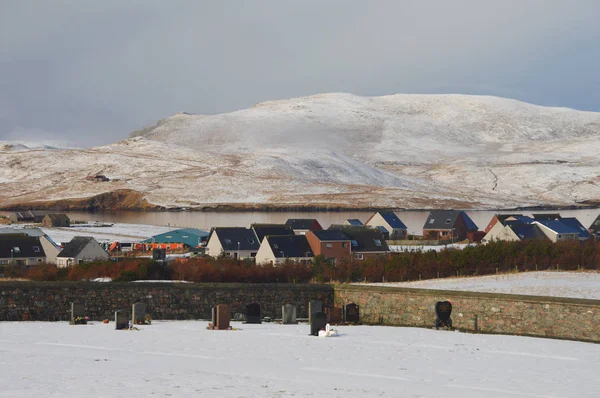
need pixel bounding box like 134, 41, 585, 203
1, 0, 599, 147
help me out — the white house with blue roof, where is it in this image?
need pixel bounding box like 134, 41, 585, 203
365, 211, 407, 240
533, 219, 589, 242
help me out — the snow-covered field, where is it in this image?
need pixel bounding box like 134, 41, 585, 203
366, 271, 600, 300
390, 243, 474, 252
0, 321, 597, 398
1, 93, 599, 209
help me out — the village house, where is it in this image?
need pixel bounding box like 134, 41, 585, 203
142, 228, 209, 251
255, 235, 314, 265
41, 214, 70, 228
285, 219, 323, 235
590, 214, 600, 238
485, 223, 549, 243
482, 215, 534, 243
364, 211, 407, 240
8, 210, 47, 224
328, 225, 390, 260
343, 219, 363, 226
205, 227, 260, 260
484, 214, 525, 233
532, 219, 586, 242
56, 236, 109, 267
0, 234, 47, 266
423, 210, 479, 242
250, 223, 294, 242
305, 229, 351, 264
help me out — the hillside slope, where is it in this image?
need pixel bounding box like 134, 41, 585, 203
1, 93, 599, 210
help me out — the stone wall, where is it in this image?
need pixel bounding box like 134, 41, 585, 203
335, 285, 600, 342
0, 282, 333, 321
1, 281, 599, 342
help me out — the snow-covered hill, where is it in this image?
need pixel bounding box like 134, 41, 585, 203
1, 93, 599, 210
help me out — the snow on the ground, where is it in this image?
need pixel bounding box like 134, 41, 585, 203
390, 243, 473, 252
0, 321, 597, 397
366, 271, 600, 300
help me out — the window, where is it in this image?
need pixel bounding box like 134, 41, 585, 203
246, 238, 254, 244
273, 244, 279, 249
374, 239, 382, 246
342, 242, 347, 248
37, 258, 43, 262
429, 219, 435, 224
354, 253, 364, 260
12, 247, 20, 253
557, 234, 562, 239
33, 246, 40, 253
306, 252, 312, 257
0, 260, 7, 265
445, 219, 451, 224
224, 238, 232, 245
166, 236, 172, 238
351, 240, 359, 247
326, 243, 333, 248
182, 236, 188, 238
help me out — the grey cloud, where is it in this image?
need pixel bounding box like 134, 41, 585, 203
1, 0, 599, 147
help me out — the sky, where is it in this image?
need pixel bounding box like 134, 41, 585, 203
1, 1, 599, 148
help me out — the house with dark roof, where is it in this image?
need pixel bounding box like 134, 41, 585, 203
343, 219, 363, 226
484, 214, 524, 233
0, 227, 61, 264
0, 234, 47, 266
56, 236, 109, 267
559, 218, 592, 240
328, 225, 390, 260
485, 223, 549, 243
482, 215, 534, 243
365, 211, 407, 240
533, 219, 584, 242
305, 229, 351, 264
423, 210, 478, 242
284, 219, 323, 235
255, 235, 314, 265
42, 213, 70, 228
205, 227, 260, 259
142, 228, 209, 250
8, 210, 48, 223
532, 214, 562, 221
250, 224, 294, 242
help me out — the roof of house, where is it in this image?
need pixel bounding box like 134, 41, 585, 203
534, 220, 580, 235
328, 225, 390, 252
0, 235, 46, 258
251, 224, 294, 242
374, 225, 389, 234
285, 219, 322, 230
212, 228, 260, 251
509, 224, 548, 241
0, 227, 60, 248
559, 218, 592, 238
368, 211, 407, 229
310, 230, 350, 241
532, 213, 562, 221
57, 236, 97, 258
345, 219, 363, 226
423, 210, 478, 231
142, 228, 209, 247
591, 214, 600, 233
264, 235, 314, 258
44, 213, 70, 223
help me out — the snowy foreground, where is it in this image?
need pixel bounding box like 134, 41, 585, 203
0, 321, 598, 398
367, 271, 600, 300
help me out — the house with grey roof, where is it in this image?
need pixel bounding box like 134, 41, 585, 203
41, 213, 70, 228
284, 219, 323, 235
365, 211, 407, 240
56, 236, 109, 267
328, 225, 390, 260
205, 227, 260, 260
255, 235, 314, 265
423, 210, 478, 242
0, 227, 61, 264
0, 234, 47, 266
250, 224, 294, 242
590, 214, 600, 238
9, 210, 47, 223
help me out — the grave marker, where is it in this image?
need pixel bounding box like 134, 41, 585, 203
208, 304, 231, 330
132, 302, 147, 325
435, 301, 453, 329
70, 302, 86, 325
282, 304, 297, 324
115, 310, 129, 330
310, 312, 327, 336
309, 300, 323, 323
326, 307, 342, 324
245, 303, 261, 324
344, 303, 360, 324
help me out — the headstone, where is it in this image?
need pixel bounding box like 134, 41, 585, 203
310, 312, 327, 336
245, 303, 261, 324
215, 304, 231, 330
282, 304, 297, 324
344, 303, 360, 324
308, 300, 323, 323
115, 310, 129, 330
435, 301, 453, 329
132, 302, 147, 325
326, 307, 343, 324
211, 307, 217, 325
70, 302, 86, 324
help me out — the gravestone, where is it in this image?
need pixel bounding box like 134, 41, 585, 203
70, 302, 86, 325
344, 303, 360, 324
216, 304, 231, 330
282, 304, 297, 324
326, 307, 342, 324
435, 301, 453, 329
308, 300, 323, 323
115, 310, 129, 330
211, 307, 217, 325
310, 312, 327, 336
132, 302, 147, 325
245, 303, 261, 324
